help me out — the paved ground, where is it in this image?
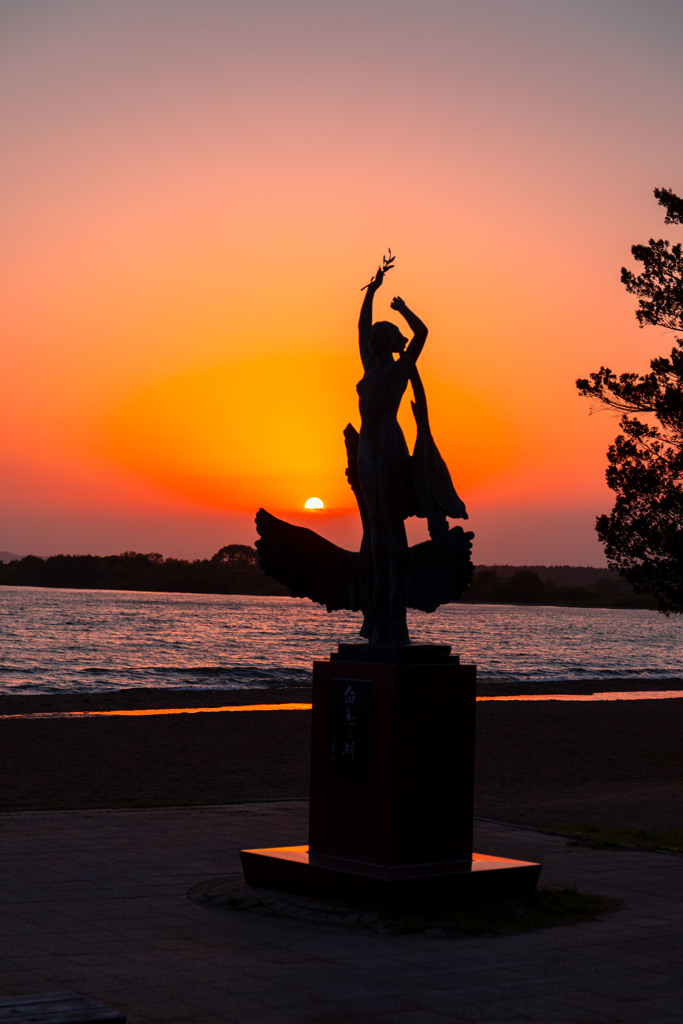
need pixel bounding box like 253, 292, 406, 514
1, 802, 681, 1023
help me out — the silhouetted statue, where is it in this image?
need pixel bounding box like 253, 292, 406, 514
256, 255, 473, 645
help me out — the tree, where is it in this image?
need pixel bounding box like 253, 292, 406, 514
508, 569, 548, 605
210, 544, 258, 568
576, 187, 683, 613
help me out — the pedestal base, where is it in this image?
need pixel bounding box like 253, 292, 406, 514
240, 845, 541, 912
239, 649, 541, 909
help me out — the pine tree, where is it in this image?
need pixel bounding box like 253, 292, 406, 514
576, 188, 682, 613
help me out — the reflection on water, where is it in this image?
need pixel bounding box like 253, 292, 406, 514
2, 691, 680, 719
0, 703, 313, 719
1, 587, 681, 694
477, 691, 682, 702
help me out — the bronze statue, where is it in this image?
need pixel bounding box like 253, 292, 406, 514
256, 255, 473, 645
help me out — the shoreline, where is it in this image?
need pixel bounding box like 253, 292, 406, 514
0, 678, 680, 717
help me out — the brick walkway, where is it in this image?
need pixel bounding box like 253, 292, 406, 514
1, 803, 681, 1023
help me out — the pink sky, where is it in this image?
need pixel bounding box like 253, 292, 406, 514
2, 0, 682, 565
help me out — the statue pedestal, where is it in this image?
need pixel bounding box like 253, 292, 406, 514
241, 648, 540, 909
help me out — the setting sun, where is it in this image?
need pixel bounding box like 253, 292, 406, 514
305, 497, 324, 510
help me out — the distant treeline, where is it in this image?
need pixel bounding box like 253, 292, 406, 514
0, 546, 288, 596
0, 547, 656, 609
461, 566, 656, 610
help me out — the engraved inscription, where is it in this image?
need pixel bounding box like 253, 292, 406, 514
329, 678, 372, 778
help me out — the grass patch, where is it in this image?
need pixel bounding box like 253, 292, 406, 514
379, 887, 619, 936
194, 879, 619, 937
546, 822, 683, 853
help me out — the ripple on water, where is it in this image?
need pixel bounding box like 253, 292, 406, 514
0, 588, 680, 695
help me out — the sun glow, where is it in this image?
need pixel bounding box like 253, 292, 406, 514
97, 355, 358, 514
305, 497, 324, 510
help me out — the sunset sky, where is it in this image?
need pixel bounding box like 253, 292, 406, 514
2, 0, 682, 566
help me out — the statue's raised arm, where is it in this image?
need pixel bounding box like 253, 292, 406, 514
359, 253, 395, 368
390, 295, 427, 366
358, 266, 383, 370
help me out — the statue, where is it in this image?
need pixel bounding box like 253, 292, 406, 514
256, 255, 473, 645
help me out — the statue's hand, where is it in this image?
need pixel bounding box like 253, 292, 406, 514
391, 295, 407, 312
361, 266, 384, 292
361, 252, 394, 291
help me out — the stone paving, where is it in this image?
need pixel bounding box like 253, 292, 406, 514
1, 801, 681, 1023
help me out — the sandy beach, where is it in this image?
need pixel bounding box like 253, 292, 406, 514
1, 684, 680, 831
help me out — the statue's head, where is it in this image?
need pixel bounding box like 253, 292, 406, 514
369, 321, 408, 356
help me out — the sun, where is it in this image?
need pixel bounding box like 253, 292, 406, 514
304, 497, 324, 510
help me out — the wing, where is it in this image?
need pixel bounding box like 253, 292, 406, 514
255, 508, 362, 613
255, 509, 474, 620
406, 525, 474, 612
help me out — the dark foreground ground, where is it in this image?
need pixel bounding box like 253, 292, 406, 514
0, 684, 680, 831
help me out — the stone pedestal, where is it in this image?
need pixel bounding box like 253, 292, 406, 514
241, 646, 541, 909
309, 647, 476, 865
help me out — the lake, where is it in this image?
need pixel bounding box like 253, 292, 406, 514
1, 586, 680, 695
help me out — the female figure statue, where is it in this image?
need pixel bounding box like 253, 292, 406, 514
356, 263, 426, 644
255, 256, 472, 647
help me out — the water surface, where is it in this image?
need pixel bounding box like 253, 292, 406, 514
1, 587, 680, 695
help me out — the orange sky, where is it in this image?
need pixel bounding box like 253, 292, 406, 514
2, 0, 682, 565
